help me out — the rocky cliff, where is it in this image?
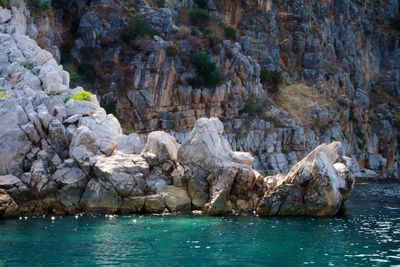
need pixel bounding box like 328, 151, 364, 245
23, 0, 398, 179
0, 5, 355, 217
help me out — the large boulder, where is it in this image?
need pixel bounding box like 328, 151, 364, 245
93, 153, 148, 197
0, 175, 34, 203
256, 143, 355, 216
0, 99, 32, 176
79, 111, 122, 156
178, 118, 254, 169
53, 162, 87, 212
30, 159, 56, 198
142, 131, 180, 161
160, 185, 191, 212
177, 118, 257, 214
79, 179, 121, 213
0, 189, 19, 218
115, 133, 144, 154
69, 126, 98, 169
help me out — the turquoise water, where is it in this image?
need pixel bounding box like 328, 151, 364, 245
0, 184, 399, 267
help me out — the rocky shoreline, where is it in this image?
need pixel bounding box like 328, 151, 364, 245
0, 5, 390, 219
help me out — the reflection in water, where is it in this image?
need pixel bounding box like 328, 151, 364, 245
0, 183, 399, 266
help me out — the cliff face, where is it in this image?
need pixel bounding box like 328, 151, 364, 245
23, 0, 400, 178
0, 5, 356, 218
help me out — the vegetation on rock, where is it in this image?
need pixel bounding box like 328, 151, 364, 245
240, 97, 266, 117
166, 44, 180, 57
28, 0, 50, 15
224, 26, 237, 41
61, 54, 96, 84
189, 8, 210, 28
260, 68, 282, 94
65, 90, 93, 102
0, 89, 11, 100
121, 17, 157, 44
187, 53, 224, 88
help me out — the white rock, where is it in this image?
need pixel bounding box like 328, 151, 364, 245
115, 134, 144, 154
142, 131, 180, 161
0, 8, 12, 24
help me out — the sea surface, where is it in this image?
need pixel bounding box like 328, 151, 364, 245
0, 183, 399, 266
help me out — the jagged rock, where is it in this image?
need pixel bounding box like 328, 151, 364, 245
0, 8, 12, 24
161, 185, 191, 212
115, 134, 144, 155
65, 99, 98, 117
171, 164, 185, 187
20, 121, 41, 145
53, 165, 87, 211
178, 118, 256, 214
80, 179, 121, 213
142, 131, 180, 161
121, 196, 146, 214
256, 143, 355, 216
48, 118, 67, 158
92, 115, 122, 156
0, 174, 34, 203
37, 104, 52, 129
30, 159, 56, 198
0, 189, 19, 218
93, 153, 148, 197
144, 194, 166, 213
38, 58, 69, 95
69, 126, 98, 169
0, 99, 31, 176
178, 118, 254, 169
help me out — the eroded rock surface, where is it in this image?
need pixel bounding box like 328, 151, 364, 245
0, 6, 356, 218
257, 142, 355, 216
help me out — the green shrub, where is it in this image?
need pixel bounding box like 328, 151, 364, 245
225, 48, 234, 59
189, 8, 210, 28
166, 44, 180, 57
29, 0, 50, 15
0, 89, 11, 100
390, 15, 400, 31
177, 26, 191, 39
77, 63, 96, 83
224, 26, 237, 40
358, 142, 366, 151
121, 17, 157, 44
23, 60, 34, 70
207, 35, 221, 52
240, 97, 266, 117
61, 53, 81, 85
260, 67, 282, 94
69, 70, 81, 83
0, 0, 7, 8
103, 101, 117, 115
194, 0, 208, 9
65, 90, 93, 102
188, 53, 224, 88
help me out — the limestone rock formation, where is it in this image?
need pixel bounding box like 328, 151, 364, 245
178, 118, 258, 214
0, 5, 356, 218
257, 143, 355, 216
44, 0, 399, 180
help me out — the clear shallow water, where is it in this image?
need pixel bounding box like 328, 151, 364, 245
0, 183, 399, 267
